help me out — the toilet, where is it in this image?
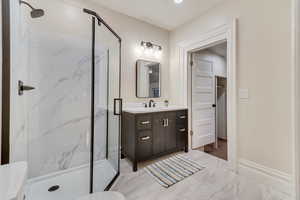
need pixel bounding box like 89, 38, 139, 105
77, 192, 125, 200
0, 162, 28, 200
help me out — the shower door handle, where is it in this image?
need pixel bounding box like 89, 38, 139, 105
114, 98, 123, 115
18, 80, 35, 96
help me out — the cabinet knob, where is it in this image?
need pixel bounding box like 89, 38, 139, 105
141, 121, 150, 125
179, 115, 187, 119
179, 128, 186, 132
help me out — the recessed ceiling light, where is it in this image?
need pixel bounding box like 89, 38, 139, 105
174, 0, 183, 4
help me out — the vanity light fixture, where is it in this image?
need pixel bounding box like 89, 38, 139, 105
174, 0, 183, 4
140, 41, 162, 58
141, 41, 162, 52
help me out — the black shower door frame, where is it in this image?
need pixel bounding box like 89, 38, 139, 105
1, 0, 11, 165
84, 8, 122, 193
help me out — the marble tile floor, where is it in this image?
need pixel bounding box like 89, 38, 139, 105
111, 150, 292, 200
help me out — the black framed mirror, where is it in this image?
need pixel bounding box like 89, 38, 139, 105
136, 59, 161, 98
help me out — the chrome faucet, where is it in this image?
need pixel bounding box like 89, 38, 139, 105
149, 99, 155, 108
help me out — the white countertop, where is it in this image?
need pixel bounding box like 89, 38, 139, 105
0, 162, 27, 200
123, 105, 188, 114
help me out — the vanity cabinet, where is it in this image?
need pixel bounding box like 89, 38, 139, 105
121, 109, 188, 171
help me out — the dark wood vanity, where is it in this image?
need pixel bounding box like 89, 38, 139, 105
121, 109, 188, 171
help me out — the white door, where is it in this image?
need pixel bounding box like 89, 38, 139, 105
191, 54, 216, 149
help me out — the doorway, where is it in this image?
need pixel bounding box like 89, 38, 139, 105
204, 76, 228, 160
179, 21, 237, 169
190, 42, 228, 161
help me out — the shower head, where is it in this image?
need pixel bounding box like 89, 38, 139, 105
20, 0, 45, 18
30, 9, 45, 18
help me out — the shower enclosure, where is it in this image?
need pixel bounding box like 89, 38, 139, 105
1, 0, 122, 200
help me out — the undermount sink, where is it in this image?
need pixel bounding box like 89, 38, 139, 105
123, 105, 187, 114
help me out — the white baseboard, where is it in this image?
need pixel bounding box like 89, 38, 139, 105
238, 159, 295, 199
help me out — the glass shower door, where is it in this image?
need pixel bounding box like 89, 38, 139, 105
92, 16, 121, 192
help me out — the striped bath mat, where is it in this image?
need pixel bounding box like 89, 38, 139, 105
145, 154, 205, 188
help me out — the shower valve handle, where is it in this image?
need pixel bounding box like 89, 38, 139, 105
18, 80, 35, 96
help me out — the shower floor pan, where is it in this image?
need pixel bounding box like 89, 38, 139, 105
25, 160, 116, 200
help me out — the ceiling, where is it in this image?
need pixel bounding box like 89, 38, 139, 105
91, 0, 226, 30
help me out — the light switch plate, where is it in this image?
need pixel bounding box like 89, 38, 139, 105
239, 89, 249, 102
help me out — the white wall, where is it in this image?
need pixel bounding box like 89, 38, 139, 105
169, 0, 293, 175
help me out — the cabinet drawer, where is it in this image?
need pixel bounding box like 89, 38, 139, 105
176, 110, 188, 123
137, 130, 152, 160
136, 115, 152, 130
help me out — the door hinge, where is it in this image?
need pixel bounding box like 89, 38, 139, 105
190, 130, 194, 136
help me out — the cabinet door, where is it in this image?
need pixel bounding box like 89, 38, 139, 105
153, 112, 165, 155
165, 112, 177, 151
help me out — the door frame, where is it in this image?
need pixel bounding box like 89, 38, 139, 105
178, 20, 237, 170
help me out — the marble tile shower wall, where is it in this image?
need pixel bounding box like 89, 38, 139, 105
27, 31, 91, 178
27, 32, 108, 178
10, 0, 108, 179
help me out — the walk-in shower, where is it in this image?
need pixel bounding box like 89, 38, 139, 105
2, 0, 122, 200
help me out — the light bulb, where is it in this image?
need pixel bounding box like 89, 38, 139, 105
145, 48, 151, 56
174, 0, 183, 4
154, 50, 162, 59
135, 46, 142, 57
